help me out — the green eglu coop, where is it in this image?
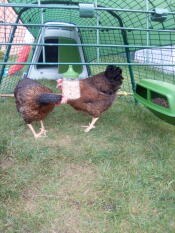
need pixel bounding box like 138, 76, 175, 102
0, 0, 175, 125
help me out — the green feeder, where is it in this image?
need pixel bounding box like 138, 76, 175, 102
134, 79, 175, 125
63, 65, 79, 79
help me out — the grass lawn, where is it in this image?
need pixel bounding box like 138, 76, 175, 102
0, 94, 175, 233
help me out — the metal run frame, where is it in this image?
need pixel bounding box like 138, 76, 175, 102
0, 1, 175, 93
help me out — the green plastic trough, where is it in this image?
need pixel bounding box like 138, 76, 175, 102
134, 79, 175, 125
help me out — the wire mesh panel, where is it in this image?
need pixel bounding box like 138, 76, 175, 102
0, 0, 34, 94
0, 0, 175, 95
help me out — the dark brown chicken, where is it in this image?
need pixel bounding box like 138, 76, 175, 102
57, 65, 123, 132
14, 77, 62, 138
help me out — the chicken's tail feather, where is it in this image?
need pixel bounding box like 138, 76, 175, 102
37, 94, 62, 105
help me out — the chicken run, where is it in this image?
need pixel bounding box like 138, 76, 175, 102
0, 0, 175, 136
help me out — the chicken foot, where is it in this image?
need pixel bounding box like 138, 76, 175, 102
82, 117, 99, 133
27, 120, 47, 139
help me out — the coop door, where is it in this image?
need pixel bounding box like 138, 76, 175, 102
37, 38, 58, 69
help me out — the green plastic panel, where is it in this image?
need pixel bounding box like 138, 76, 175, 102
58, 38, 82, 74
134, 79, 175, 125
149, 109, 175, 125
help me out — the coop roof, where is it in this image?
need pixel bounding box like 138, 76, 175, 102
7, 0, 175, 61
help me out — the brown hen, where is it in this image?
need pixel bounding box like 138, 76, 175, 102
57, 65, 123, 132
14, 78, 62, 138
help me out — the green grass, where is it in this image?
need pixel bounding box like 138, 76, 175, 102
0, 95, 175, 233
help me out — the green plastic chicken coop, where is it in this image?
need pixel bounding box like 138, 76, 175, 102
0, 0, 175, 102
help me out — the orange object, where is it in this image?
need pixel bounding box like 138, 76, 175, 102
8, 45, 31, 75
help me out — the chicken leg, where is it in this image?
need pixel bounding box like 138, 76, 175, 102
40, 120, 47, 136
82, 117, 99, 132
27, 120, 47, 139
